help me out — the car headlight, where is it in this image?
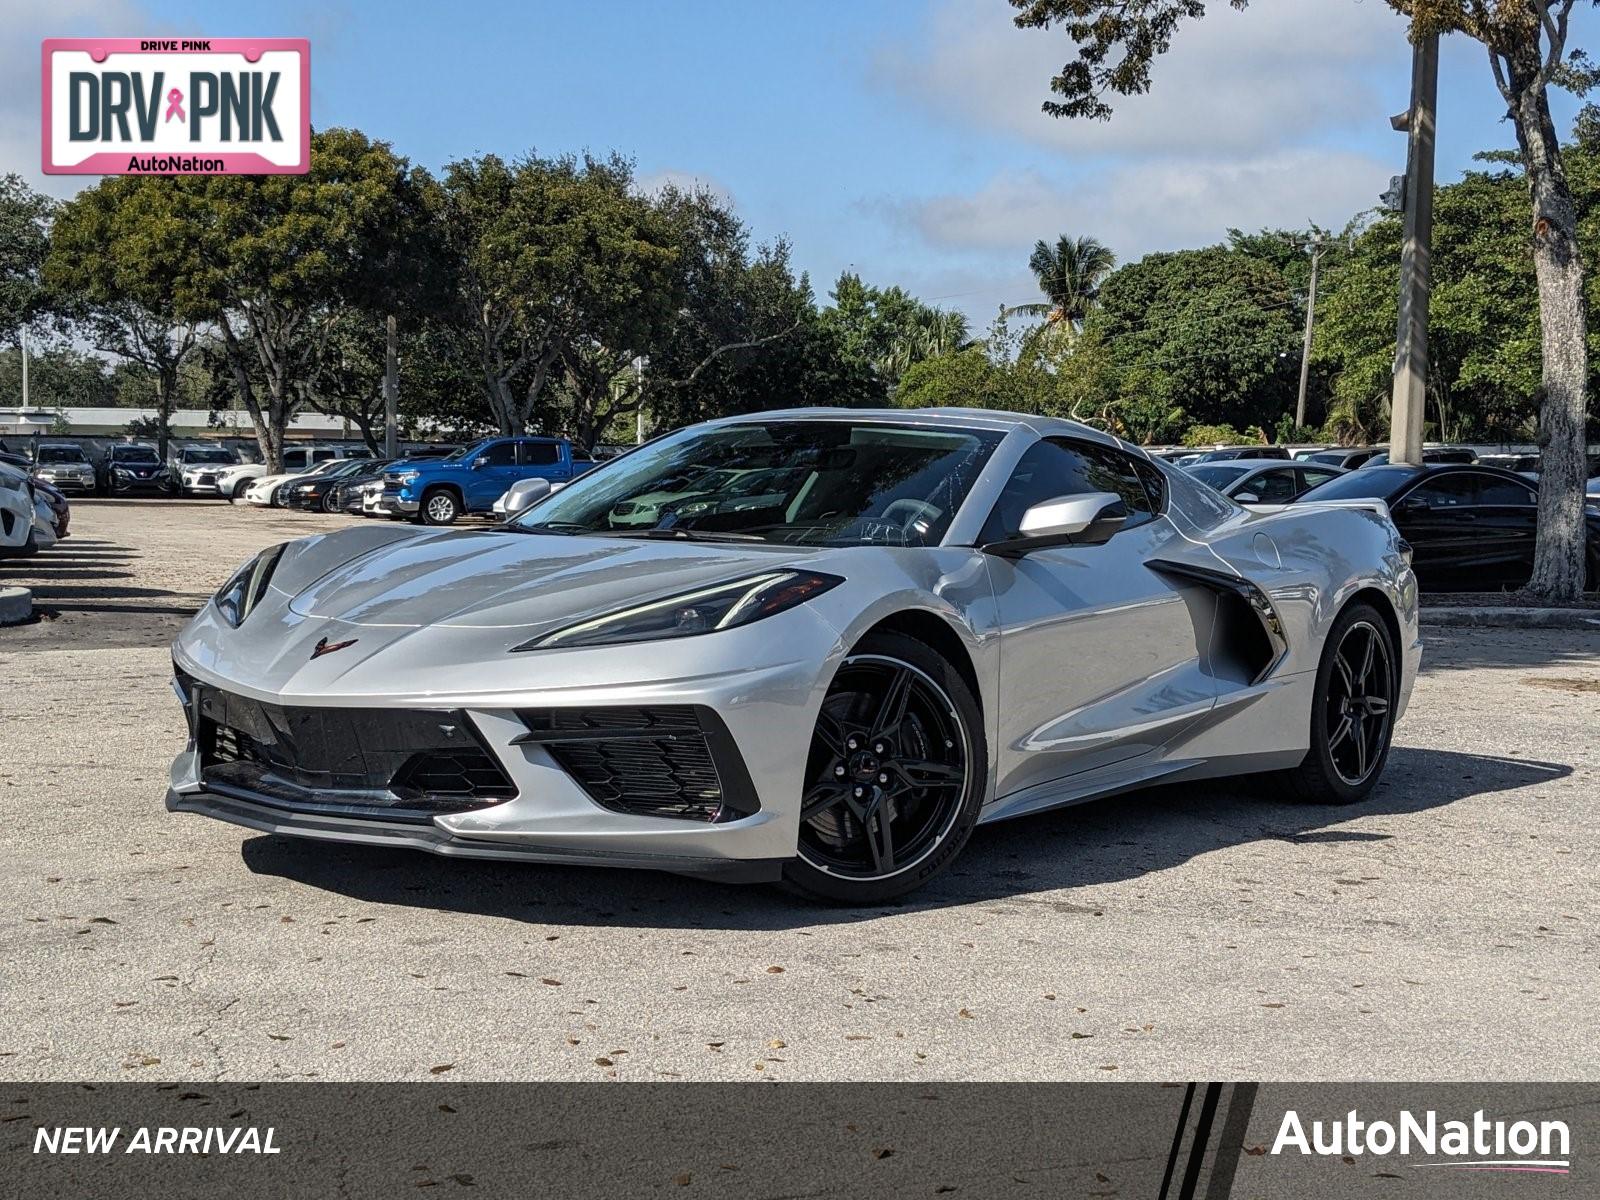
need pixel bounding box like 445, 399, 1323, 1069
514, 570, 842, 652
213, 544, 287, 628
396, 471, 420, 485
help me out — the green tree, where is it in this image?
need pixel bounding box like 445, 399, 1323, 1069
125, 128, 424, 470
438, 152, 681, 437
823, 273, 970, 393
45, 176, 203, 458
1008, 0, 1596, 598
554, 187, 811, 450
0, 345, 115, 408
0, 175, 53, 348
1005, 234, 1116, 335
1088, 246, 1301, 434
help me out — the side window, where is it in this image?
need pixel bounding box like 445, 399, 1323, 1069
1407, 474, 1479, 507
1299, 468, 1340, 491
520, 441, 561, 466
1477, 475, 1536, 506
1132, 458, 1167, 512
979, 438, 1154, 542
1247, 469, 1298, 503
311, 449, 336, 463
479, 441, 517, 467
285, 450, 307, 470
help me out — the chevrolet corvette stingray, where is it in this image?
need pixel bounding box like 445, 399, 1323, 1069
168, 409, 1420, 902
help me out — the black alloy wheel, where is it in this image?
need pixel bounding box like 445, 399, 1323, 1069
1278, 601, 1398, 804
785, 631, 985, 903
321, 488, 341, 513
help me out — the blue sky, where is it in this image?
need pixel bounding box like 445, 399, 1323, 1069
7, 0, 1595, 324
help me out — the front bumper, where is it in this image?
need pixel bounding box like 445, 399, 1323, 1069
181, 474, 226, 495
166, 610, 841, 880
364, 487, 415, 515
34, 472, 95, 492
164, 787, 784, 881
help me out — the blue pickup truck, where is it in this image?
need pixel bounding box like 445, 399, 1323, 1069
380, 436, 595, 525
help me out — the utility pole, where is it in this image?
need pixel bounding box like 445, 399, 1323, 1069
20, 325, 29, 410
1389, 32, 1438, 467
383, 314, 399, 459
1295, 234, 1325, 430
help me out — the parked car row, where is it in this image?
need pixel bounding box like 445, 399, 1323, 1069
1180, 452, 1600, 592
226, 436, 603, 526
0, 453, 70, 562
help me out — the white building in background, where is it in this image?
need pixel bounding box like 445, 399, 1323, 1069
0, 407, 358, 440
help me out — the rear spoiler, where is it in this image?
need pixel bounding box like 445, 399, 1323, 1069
1250, 497, 1393, 521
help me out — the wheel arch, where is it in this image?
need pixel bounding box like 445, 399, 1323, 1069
853, 609, 983, 724
421, 481, 465, 507
1342, 585, 1403, 657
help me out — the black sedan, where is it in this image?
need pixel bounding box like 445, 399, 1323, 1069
282, 458, 390, 512
1295, 463, 1600, 591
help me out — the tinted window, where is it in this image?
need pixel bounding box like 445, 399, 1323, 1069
1299, 468, 1342, 490
113, 447, 159, 464
311, 449, 337, 463
38, 447, 87, 463
980, 438, 1155, 542
1298, 465, 1419, 501
1407, 473, 1480, 507
1189, 464, 1252, 489
285, 450, 308, 469
520, 441, 561, 466
477, 441, 517, 466
1240, 469, 1298, 503
1477, 475, 1536, 506
1308, 452, 1350, 466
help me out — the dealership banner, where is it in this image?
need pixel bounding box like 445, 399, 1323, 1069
41, 38, 310, 175
5, 1083, 1593, 1197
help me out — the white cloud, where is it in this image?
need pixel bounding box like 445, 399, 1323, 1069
874, 0, 1405, 157
902, 148, 1390, 263
0, 0, 153, 195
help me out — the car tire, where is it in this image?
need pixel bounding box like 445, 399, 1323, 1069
322, 490, 341, 513
783, 631, 986, 904
230, 479, 251, 502
420, 488, 461, 526
1275, 601, 1398, 805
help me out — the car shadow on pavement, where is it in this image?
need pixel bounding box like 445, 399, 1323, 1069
237, 746, 1570, 930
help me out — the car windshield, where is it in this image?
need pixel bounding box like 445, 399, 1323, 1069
514, 420, 1004, 546
1297, 465, 1419, 501
38, 447, 87, 464
443, 439, 492, 463
113, 447, 160, 463
1188, 464, 1252, 488
183, 448, 235, 464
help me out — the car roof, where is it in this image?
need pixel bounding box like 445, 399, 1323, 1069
708, 406, 1134, 454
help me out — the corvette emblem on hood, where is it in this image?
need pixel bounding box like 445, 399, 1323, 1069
310, 636, 358, 660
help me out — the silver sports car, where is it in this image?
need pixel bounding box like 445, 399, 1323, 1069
168, 409, 1420, 902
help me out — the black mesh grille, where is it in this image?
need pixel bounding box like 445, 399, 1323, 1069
191, 685, 514, 819
517, 706, 757, 823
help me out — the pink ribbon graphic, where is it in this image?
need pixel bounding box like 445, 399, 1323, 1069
164, 88, 185, 123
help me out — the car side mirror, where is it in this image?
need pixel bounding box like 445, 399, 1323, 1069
501, 477, 552, 516
985, 492, 1127, 558
1235, 491, 1261, 504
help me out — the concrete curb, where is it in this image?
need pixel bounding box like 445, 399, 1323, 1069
1421, 605, 1600, 630
0, 586, 33, 627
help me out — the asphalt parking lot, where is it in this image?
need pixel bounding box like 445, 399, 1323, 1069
2, 498, 1598, 1082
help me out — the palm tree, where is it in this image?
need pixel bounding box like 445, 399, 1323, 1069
1006, 235, 1116, 334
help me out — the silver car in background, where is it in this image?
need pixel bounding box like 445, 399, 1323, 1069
168, 409, 1420, 903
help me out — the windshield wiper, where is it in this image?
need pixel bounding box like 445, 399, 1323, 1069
496, 521, 586, 535
599, 527, 769, 543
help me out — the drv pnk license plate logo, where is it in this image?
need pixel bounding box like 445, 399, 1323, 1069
41, 38, 309, 175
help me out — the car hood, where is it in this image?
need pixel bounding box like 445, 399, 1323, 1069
250, 473, 299, 489
283, 527, 831, 630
